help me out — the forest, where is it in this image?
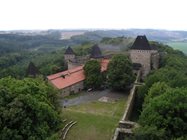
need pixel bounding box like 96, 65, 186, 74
0, 33, 132, 78
0, 31, 94, 78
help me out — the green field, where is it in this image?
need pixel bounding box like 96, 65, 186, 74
62, 99, 127, 140
167, 42, 187, 54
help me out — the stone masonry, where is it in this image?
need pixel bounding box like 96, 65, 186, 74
129, 35, 159, 77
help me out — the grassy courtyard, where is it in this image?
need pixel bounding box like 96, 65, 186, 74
62, 98, 127, 140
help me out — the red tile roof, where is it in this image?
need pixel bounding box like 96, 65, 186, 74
47, 59, 110, 90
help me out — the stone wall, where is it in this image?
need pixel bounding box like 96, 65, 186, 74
151, 52, 159, 69
70, 81, 84, 93
130, 50, 159, 77
112, 70, 141, 140
130, 50, 151, 77
64, 54, 75, 62
67, 62, 80, 69
60, 81, 84, 97
76, 55, 89, 64
121, 85, 137, 121
65, 55, 90, 70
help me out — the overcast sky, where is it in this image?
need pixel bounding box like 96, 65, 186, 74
0, 0, 186, 31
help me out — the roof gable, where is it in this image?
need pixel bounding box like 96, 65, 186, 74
65, 46, 75, 55
131, 35, 152, 50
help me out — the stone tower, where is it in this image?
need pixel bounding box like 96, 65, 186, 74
64, 46, 77, 69
129, 35, 159, 77
64, 46, 76, 62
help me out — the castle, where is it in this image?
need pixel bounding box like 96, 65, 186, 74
129, 35, 159, 77
64, 44, 104, 69
47, 44, 109, 97
63, 36, 159, 77
47, 35, 159, 96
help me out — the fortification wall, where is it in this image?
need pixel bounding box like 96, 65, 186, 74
112, 70, 141, 140
151, 52, 159, 69
64, 54, 75, 61
121, 85, 137, 121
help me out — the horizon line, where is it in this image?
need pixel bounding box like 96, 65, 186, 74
0, 28, 187, 32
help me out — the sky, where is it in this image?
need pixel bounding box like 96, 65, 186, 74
0, 0, 186, 31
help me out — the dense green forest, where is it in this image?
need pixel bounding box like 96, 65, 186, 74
0, 50, 68, 78
0, 34, 132, 78
132, 42, 187, 139
0, 33, 69, 78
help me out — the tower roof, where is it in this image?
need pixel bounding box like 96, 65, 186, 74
131, 35, 153, 50
90, 44, 103, 58
65, 46, 75, 55
26, 62, 40, 77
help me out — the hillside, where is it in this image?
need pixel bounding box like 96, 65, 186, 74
67, 29, 187, 43
2, 29, 187, 44
167, 42, 187, 54
0, 29, 187, 79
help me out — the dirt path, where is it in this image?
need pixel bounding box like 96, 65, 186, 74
60, 89, 129, 107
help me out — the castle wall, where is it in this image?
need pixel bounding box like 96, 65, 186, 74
65, 55, 89, 70
67, 62, 80, 69
130, 50, 152, 77
151, 52, 159, 69
64, 54, 75, 61
60, 81, 84, 97
76, 55, 89, 64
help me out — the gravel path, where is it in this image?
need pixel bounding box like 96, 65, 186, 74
60, 89, 129, 107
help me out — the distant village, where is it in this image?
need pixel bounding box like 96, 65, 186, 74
47, 35, 160, 97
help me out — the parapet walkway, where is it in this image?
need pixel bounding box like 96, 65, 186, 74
112, 70, 142, 140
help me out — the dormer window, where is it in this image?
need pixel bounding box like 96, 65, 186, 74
61, 75, 65, 78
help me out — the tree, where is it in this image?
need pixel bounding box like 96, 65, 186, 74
83, 60, 103, 89
137, 67, 187, 110
134, 125, 166, 140
143, 82, 170, 107
0, 77, 62, 140
107, 54, 135, 91
137, 88, 187, 139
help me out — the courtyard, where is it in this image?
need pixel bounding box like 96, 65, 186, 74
61, 89, 129, 140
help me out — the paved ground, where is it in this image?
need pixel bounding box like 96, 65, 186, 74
60, 89, 129, 107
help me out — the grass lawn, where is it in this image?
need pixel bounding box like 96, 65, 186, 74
167, 42, 187, 54
62, 98, 127, 140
